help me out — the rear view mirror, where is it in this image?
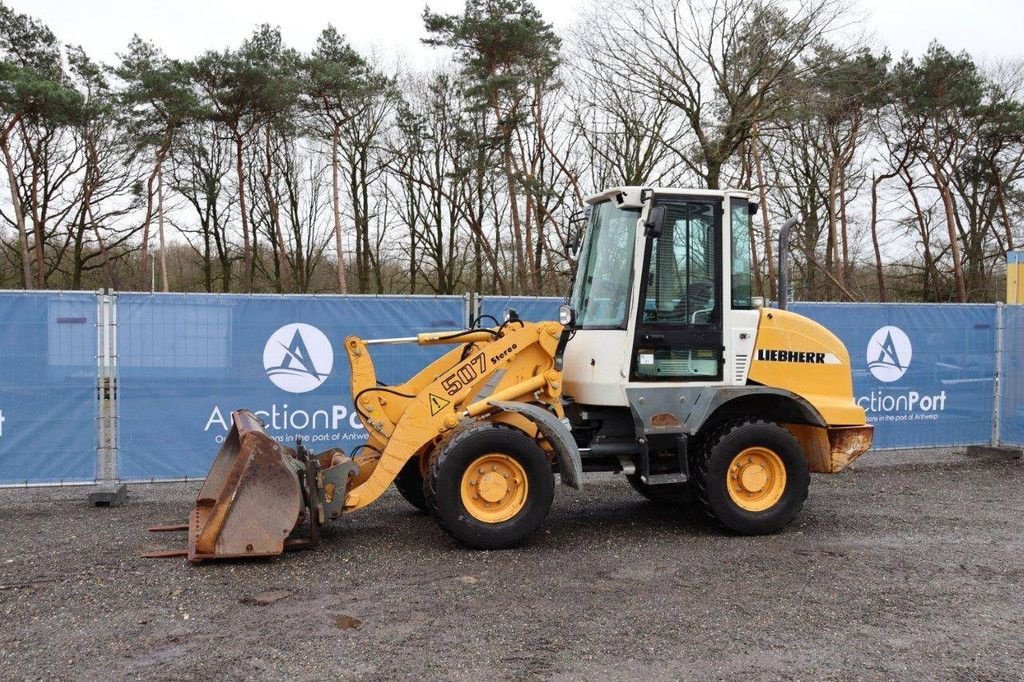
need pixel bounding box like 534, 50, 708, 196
644, 206, 666, 238
568, 206, 590, 257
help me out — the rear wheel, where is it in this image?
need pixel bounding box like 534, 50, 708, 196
393, 455, 428, 513
424, 423, 554, 549
694, 418, 809, 534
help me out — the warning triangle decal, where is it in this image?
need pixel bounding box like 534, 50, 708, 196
428, 393, 451, 416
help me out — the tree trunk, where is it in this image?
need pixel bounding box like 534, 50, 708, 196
838, 164, 850, 290
28, 144, 44, 289
157, 164, 169, 292
234, 133, 252, 292
824, 162, 839, 280
869, 173, 886, 302
705, 154, 722, 190
935, 170, 967, 302
263, 124, 290, 293
995, 175, 1015, 255
905, 174, 937, 301
740, 142, 762, 297
750, 133, 775, 300
0, 122, 32, 289
83, 138, 115, 290
331, 126, 348, 294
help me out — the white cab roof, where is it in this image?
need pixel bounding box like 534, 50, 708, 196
584, 186, 755, 208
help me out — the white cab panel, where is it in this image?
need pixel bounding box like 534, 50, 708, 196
561, 329, 632, 406
726, 308, 760, 385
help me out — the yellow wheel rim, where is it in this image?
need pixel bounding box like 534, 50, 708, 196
460, 453, 528, 523
726, 446, 787, 512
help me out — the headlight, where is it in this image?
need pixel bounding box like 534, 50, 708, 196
558, 304, 576, 326
503, 308, 519, 323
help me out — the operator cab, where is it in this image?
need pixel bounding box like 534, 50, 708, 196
561, 186, 760, 406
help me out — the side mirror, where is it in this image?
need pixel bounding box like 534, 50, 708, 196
644, 206, 666, 238
567, 206, 590, 257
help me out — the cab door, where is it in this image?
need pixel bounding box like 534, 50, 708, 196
631, 197, 724, 382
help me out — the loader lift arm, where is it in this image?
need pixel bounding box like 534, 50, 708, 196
340, 320, 572, 512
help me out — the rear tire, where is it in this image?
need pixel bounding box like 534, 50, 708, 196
424, 423, 554, 550
393, 456, 428, 513
694, 418, 809, 535
626, 475, 694, 506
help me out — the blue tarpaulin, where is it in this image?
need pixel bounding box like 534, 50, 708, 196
0, 291, 1017, 486
0, 292, 97, 484
791, 303, 997, 449
116, 294, 465, 480
478, 296, 562, 325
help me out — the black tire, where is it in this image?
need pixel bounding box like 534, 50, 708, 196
693, 418, 809, 535
626, 475, 694, 506
393, 456, 428, 513
424, 423, 554, 550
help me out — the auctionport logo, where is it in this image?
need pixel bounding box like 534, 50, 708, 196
866, 325, 912, 382
859, 324, 946, 421
263, 323, 333, 393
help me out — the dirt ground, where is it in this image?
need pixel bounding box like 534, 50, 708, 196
0, 448, 1021, 681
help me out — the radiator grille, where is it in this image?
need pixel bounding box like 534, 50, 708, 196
734, 354, 749, 383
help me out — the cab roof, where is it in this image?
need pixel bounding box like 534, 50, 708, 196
584, 186, 755, 208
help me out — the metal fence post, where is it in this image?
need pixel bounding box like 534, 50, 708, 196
110, 291, 119, 480
95, 290, 105, 482
992, 302, 1004, 446
464, 292, 474, 328
86, 290, 126, 506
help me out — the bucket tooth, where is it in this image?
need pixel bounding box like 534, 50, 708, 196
185, 410, 305, 562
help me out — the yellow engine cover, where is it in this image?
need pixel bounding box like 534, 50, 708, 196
747, 308, 866, 426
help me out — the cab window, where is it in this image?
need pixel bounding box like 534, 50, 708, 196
643, 202, 718, 325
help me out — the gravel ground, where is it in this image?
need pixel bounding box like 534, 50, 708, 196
0, 448, 1021, 681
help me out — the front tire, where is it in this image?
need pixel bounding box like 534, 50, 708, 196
424, 423, 554, 549
393, 455, 428, 513
694, 418, 809, 534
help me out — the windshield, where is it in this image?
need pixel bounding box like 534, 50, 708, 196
569, 201, 639, 328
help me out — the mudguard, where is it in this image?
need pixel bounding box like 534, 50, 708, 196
488, 400, 583, 490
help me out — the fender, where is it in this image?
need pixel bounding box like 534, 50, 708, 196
625, 385, 828, 437
488, 400, 583, 490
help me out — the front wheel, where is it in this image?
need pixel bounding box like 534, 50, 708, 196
694, 418, 809, 535
424, 423, 555, 549
393, 455, 428, 513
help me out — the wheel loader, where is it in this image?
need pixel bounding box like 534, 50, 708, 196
148, 186, 873, 561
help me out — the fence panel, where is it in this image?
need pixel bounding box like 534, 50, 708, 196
999, 305, 1024, 446
478, 296, 562, 324
0, 292, 98, 484
791, 303, 997, 449
116, 294, 465, 480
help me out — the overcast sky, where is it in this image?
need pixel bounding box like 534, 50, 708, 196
9, 0, 1024, 68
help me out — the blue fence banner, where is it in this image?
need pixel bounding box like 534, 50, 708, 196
116, 294, 466, 480
0, 291, 1017, 487
0, 292, 97, 484
791, 303, 997, 449
999, 305, 1024, 446
479, 296, 562, 324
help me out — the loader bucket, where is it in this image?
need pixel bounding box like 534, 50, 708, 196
186, 410, 304, 561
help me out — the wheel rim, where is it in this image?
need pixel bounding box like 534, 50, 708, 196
460, 453, 529, 523
726, 446, 787, 512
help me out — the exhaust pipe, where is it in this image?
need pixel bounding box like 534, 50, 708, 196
777, 217, 798, 310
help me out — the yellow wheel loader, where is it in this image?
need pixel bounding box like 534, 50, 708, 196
149, 187, 873, 561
